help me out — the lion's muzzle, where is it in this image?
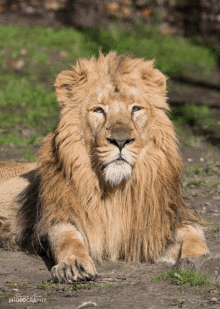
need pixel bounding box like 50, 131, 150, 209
106, 135, 135, 152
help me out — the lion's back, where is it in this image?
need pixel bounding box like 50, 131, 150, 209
0, 161, 36, 184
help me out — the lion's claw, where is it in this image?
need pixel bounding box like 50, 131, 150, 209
51, 256, 97, 283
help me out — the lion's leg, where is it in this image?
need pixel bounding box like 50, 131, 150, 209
48, 223, 97, 283
158, 225, 209, 264
180, 225, 209, 258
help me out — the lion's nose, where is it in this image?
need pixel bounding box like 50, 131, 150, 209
106, 136, 135, 151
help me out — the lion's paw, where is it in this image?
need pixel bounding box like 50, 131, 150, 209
51, 255, 97, 283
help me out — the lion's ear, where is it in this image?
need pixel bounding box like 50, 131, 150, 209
55, 68, 87, 106
141, 60, 167, 92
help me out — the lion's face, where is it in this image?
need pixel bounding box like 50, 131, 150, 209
55, 52, 168, 186
82, 82, 152, 186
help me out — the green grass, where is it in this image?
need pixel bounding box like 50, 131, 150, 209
0, 132, 41, 146
0, 22, 218, 151
0, 22, 216, 76
170, 299, 184, 307
153, 267, 211, 287
19, 282, 28, 289
182, 163, 220, 195
22, 149, 36, 162
207, 221, 220, 239
170, 103, 220, 131
36, 281, 50, 290
184, 164, 220, 177
6, 282, 17, 288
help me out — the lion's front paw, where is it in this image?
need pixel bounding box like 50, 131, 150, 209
51, 255, 97, 283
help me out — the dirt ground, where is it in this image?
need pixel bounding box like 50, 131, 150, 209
0, 12, 220, 309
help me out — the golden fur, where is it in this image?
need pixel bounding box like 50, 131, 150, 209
0, 162, 36, 184
0, 52, 209, 282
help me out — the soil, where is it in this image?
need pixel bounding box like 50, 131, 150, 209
0, 13, 220, 309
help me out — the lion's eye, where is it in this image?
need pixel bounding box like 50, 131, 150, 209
93, 107, 105, 114
131, 106, 142, 113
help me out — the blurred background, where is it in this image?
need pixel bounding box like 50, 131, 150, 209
0, 0, 220, 199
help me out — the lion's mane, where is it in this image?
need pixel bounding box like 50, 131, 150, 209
16, 52, 202, 262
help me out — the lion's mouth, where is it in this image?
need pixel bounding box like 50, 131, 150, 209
115, 157, 126, 164
102, 157, 128, 170
102, 157, 133, 186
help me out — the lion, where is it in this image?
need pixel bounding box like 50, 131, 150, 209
0, 162, 36, 184
0, 52, 209, 283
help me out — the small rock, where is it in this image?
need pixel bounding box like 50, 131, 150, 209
60, 51, 67, 57
13, 59, 25, 70
64, 293, 72, 297
201, 206, 206, 213
23, 6, 35, 14
200, 157, 205, 162
187, 158, 193, 162
205, 202, 211, 206
174, 273, 182, 279
56, 286, 65, 291
20, 48, 27, 56
210, 289, 219, 294
213, 196, 220, 200
12, 288, 19, 292
76, 301, 98, 308
174, 257, 196, 271
180, 255, 220, 284
210, 297, 218, 302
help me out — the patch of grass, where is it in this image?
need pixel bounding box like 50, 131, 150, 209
22, 149, 36, 162
170, 298, 184, 307
153, 272, 167, 281
184, 165, 220, 177
182, 163, 220, 196
0, 132, 41, 147
0, 76, 57, 108
171, 103, 219, 132
19, 282, 28, 289
0, 21, 216, 79
184, 166, 205, 176
7, 283, 16, 288
0, 75, 59, 138
0, 22, 218, 155
83, 22, 216, 77
36, 282, 49, 290
185, 179, 220, 190
197, 288, 209, 296
7, 291, 17, 296
186, 179, 207, 188
207, 221, 220, 239
153, 267, 211, 287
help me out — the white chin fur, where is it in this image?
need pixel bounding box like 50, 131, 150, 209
103, 161, 132, 186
